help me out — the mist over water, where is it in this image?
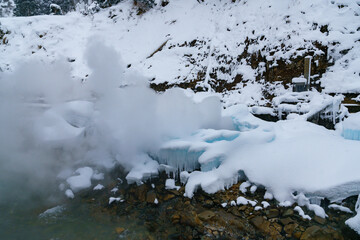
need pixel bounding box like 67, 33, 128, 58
0, 40, 225, 204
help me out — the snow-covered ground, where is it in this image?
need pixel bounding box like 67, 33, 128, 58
1, 0, 360, 233
1, 0, 360, 100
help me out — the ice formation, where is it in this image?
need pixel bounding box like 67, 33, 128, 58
342, 113, 360, 141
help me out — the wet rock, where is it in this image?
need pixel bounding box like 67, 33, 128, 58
250, 216, 283, 239
146, 191, 157, 204
229, 219, 246, 231
180, 211, 203, 230
284, 223, 298, 235
293, 231, 303, 239
230, 207, 242, 217
171, 214, 180, 224
203, 199, 214, 208
280, 217, 294, 225
283, 209, 294, 217
271, 222, 283, 233
300, 226, 343, 240
130, 184, 147, 202
115, 227, 125, 234
162, 194, 175, 201
239, 205, 247, 211
198, 210, 215, 221
250, 216, 271, 232
266, 209, 280, 218
313, 215, 326, 225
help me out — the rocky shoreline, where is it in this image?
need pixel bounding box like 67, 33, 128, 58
72, 167, 360, 240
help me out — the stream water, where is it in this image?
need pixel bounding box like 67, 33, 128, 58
0, 195, 154, 240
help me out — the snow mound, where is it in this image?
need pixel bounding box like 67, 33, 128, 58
66, 167, 93, 192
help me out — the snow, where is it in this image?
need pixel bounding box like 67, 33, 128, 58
328, 204, 352, 214
180, 171, 190, 184
50, 4, 61, 10
93, 184, 104, 190
0, 0, 358, 101
165, 179, 180, 190
264, 192, 274, 200
126, 154, 159, 185
236, 196, 257, 207
239, 181, 251, 194
65, 189, 74, 199
154, 198, 158, 204
250, 185, 257, 194
66, 167, 93, 192
39, 205, 65, 218
294, 192, 327, 218
221, 202, 227, 208
294, 206, 311, 221
261, 201, 270, 209
292, 77, 307, 84
109, 197, 124, 204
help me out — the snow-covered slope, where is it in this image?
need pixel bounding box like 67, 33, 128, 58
1, 0, 360, 105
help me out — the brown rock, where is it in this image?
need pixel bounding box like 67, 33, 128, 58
204, 199, 214, 207
180, 211, 203, 230
250, 216, 271, 232
313, 215, 326, 225
115, 227, 125, 234
280, 217, 294, 225
300, 226, 343, 240
282, 209, 294, 217
230, 207, 242, 217
293, 231, 302, 239
284, 223, 298, 235
162, 194, 175, 201
133, 184, 147, 202
171, 213, 180, 224
266, 209, 280, 218
146, 190, 156, 203
271, 222, 282, 233
198, 210, 216, 221
239, 205, 247, 211
229, 219, 246, 231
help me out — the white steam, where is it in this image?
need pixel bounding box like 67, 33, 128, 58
0, 40, 224, 202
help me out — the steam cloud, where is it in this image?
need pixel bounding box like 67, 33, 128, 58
0, 40, 225, 203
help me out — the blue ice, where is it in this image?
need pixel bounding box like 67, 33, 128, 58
205, 133, 239, 143
343, 129, 360, 141
152, 148, 203, 172
200, 158, 222, 172
232, 117, 259, 131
